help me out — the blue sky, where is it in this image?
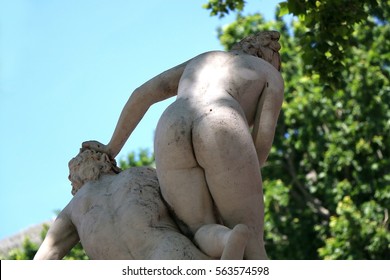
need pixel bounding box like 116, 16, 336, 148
0, 0, 281, 240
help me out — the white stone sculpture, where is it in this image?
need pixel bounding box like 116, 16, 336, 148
34, 149, 250, 259
37, 31, 284, 260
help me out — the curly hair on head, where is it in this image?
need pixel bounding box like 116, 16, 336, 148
231, 31, 281, 71
68, 149, 121, 195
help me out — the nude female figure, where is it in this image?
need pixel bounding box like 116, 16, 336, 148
83, 31, 284, 259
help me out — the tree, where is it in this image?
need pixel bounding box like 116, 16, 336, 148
205, 0, 389, 88
209, 0, 390, 259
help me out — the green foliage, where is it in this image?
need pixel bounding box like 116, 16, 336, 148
317, 197, 390, 259
119, 148, 155, 170
206, 0, 390, 88
6, 238, 40, 260
217, 13, 283, 48
203, 0, 245, 17
216, 5, 389, 259
4, 223, 89, 260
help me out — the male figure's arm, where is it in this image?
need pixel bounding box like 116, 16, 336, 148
34, 208, 79, 260
83, 60, 190, 158
252, 73, 284, 167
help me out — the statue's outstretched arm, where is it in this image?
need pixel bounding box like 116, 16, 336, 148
252, 73, 284, 167
34, 209, 79, 260
83, 61, 189, 158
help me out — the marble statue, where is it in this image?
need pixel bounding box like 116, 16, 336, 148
34, 149, 250, 259
83, 31, 283, 259
37, 31, 283, 260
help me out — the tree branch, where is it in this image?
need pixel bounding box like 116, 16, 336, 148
285, 153, 331, 219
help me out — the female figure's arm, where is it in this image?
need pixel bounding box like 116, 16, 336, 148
83, 61, 189, 158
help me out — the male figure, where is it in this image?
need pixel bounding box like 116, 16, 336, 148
83, 31, 284, 259
34, 149, 248, 260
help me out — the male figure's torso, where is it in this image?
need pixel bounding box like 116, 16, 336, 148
66, 168, 209, 259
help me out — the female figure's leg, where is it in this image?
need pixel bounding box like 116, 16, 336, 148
155, 102, 249, 259
192, 103, 267, 259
